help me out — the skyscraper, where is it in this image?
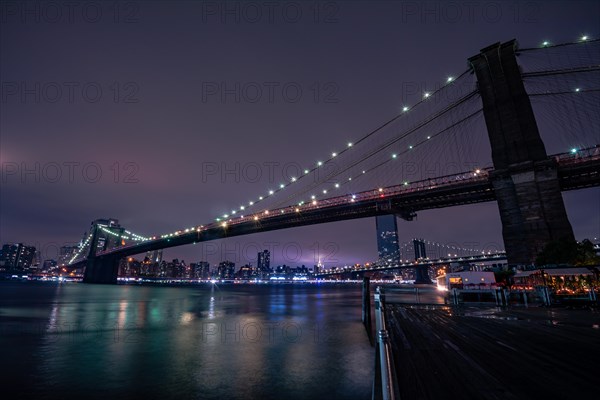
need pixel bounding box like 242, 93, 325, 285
0, 243, 36, 271
218, 261, 236, 279
375, 215, 400, 267
257, 250, 270, 279
145, 249, 163, 264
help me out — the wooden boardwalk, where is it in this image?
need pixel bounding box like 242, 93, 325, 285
385, 305, 600, 399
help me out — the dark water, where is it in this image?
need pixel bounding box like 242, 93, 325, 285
0, 281, 373, 399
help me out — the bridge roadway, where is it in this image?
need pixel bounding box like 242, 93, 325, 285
385, 304, 600, 399
85, 149, 599, 263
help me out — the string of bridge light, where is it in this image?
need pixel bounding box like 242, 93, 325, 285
98, 226, 151, 242
125, 229, 151, 241
211, 69, 472, 225
520, 35, 597, 51
68, 233, 93, 264
204, 103, 482, 231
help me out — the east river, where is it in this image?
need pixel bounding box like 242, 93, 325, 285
0, 281, 373, 399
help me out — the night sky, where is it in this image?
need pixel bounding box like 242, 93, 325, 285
1, 1, 598, 268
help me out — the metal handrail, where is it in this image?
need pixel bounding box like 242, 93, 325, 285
374, 287, 400, 400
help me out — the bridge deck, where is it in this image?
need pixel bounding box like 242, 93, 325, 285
385, 305, 599, 399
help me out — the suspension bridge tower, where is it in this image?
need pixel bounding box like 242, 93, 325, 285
469, 40, 575, 266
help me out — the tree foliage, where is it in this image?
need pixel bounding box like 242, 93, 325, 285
536, 238, 600, 266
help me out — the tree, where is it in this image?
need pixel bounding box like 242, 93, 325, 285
536, 238, 600, 266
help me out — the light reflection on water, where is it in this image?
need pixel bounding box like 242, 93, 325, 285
0, 282, 372, 399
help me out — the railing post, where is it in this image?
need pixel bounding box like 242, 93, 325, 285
373, 286, 399, 400
363, 277, 372, 343
378, 329, 400, 400
374, 287, 384, 333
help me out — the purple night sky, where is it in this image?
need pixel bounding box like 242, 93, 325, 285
1, 1, 598, 268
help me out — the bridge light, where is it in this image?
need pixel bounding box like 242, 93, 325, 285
571, 148, 577, 153
352, 194, 356, 199
311, 195, 316, 199
240, 206, 245, 210
402, 106, 409, 112
291, 177, 296, 182
379, 188, 383, 192
332, 152, 337, 157
476, 169, 481, 174
427, 136, 431, 140
581, 35, 588, 41
232, 210, 236, 214
281, 209, 285, 213
249, 201, 254, 206
259, 196, 263, 200
575, 88, 580, 92
222, 222, 227, 227
269, 190, 274, 195
264, 210, 269, 215
423, 92, 430, 98
295, 208, 300, 212
348, 142, 353, 147
348, 177, 352, 181
409, 145, 413, 149
254, 216, 259, 221
323, 189, 327, 194
392, 154, 397, 159
362, 170, 366, 174
312, 200, 317, 205
223, 214, 229, 218
279, 184, 285, 189
317, 161, 323, 166
403, 182, 408, 185
304, 169, 309, 174
447, 76, 454, 82
542, 41, 550, 47
335, 183, 340, 188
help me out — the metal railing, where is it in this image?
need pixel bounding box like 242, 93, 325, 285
373, 286, 400, 400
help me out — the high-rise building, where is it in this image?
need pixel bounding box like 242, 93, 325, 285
194, 261, 210, 280
237, 264, 253, 280
218, 261, 236, 279
0, 243, 36, 271
375, 215, 400, 267
145, 249, 163, 264
257, 250, 270, 279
